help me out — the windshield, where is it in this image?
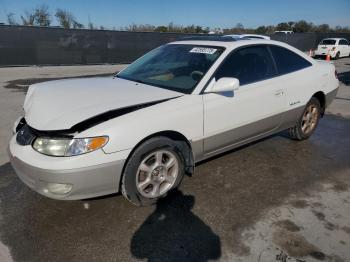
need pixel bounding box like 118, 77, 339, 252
117, 44, 224, 94
320, 39, 336, 45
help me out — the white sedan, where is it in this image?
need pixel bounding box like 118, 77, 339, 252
314, 38, 350, 59
8, 38, 339, 206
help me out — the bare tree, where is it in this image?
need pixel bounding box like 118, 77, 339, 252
21, 10, 35, 25
55, 9, 74, 28
55, 9, 84, 29
72, 21, 84, 29
20, 5, 50, 26
34, 4, 51, 26
88, 15, 94, 30
6, 12, 16, 25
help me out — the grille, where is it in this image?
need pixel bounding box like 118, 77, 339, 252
16, 125, 36, 146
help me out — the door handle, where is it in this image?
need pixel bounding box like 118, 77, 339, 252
274, 89, 284, 97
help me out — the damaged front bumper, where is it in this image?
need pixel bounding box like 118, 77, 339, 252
8, 135, 127, 200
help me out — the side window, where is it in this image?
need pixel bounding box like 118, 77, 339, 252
340, 40, 348, 45
215, 46, 276, 85
270, 46, 312, 75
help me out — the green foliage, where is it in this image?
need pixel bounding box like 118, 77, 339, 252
276, 22, 292, 31
294, 20, 313, 33
128, 22, 209, 33
314, 24, 330, 33
155, 26, 168, 32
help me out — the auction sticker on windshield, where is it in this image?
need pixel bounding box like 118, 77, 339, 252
190, 47, 218, 54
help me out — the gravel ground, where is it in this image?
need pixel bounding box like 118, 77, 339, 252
0, 59, 349, 262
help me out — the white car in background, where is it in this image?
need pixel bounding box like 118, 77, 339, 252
314, 38, 350, 60
224, 34, 270, 40
274, 31, 294, 35
9, 37, 339, 206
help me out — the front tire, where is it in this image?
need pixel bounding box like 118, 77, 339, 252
334, 52, 340, 60
121, 136, 186, 206
289, 97, 321, 141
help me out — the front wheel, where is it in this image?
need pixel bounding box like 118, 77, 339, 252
334, 52, 340, 60
289, 97, 321, 141
121, 136, 185, 206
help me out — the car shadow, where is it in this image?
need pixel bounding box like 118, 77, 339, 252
130, 189, 221, 262
1, 115, 349, 261
338, 71, 350, 86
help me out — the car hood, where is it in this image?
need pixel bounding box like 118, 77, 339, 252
24, 77, 182, 131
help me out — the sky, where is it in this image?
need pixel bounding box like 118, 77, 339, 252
0, 0, 349, 29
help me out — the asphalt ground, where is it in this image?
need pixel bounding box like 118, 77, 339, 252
0, 58, 349, 262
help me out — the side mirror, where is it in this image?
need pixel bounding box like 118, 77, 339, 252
205, 77, 240, 94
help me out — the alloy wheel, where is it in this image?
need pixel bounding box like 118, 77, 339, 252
135, 150, 179, 198
301, 104, 319, 135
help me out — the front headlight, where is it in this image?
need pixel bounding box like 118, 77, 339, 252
32, 136, 108, 156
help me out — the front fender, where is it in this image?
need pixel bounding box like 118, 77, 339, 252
77, 95, 204, 154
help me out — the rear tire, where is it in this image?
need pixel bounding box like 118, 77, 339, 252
289, 97, 321, 141
121, 136, 186, 206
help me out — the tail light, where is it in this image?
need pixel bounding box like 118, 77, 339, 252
335, 70, 338, 79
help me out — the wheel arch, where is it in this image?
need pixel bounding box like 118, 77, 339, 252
312, 91, 326, 116
119, 130, 195, 189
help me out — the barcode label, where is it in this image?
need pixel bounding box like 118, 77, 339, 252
190, 47, 217, 54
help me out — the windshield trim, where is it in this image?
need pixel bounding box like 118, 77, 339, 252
116, 44, 226, 94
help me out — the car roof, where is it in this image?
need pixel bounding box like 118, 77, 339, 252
169, 38, 315, 65
223, 34, 269, 38
171, 38, 282, 49
240, 34, 269, 37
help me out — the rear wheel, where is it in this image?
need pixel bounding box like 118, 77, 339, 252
289, 97, 321, 141
121, 136, 185, 206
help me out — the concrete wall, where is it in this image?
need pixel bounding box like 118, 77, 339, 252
1, 25, 350, 66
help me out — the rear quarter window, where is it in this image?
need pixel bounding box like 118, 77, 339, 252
270, 46, 312, 75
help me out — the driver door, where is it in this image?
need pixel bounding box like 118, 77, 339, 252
203, 45, 285, 155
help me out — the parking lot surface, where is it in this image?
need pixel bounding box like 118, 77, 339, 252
0, 59, 349, 262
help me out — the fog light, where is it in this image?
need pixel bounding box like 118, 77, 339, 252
46, 183, 72, 195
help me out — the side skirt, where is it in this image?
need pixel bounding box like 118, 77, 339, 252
191, 105, 305, 163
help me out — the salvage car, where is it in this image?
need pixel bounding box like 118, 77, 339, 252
9, 37, 339, 206
314, 38, 350, 59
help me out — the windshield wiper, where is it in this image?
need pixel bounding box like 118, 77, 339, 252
132, 79, 147, 84
115, 75, 146, 85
